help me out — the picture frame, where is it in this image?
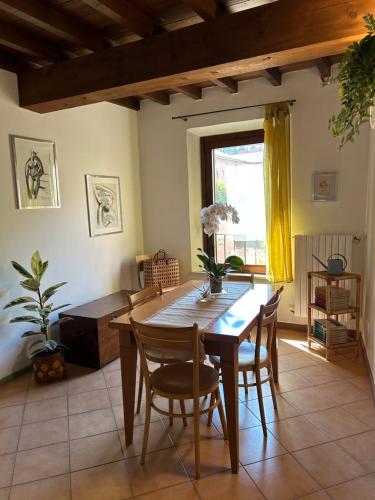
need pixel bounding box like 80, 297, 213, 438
85, 174, 123, 237
312, 172, 338, 202
10, 135, 60, 209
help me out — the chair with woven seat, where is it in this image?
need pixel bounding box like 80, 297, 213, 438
209, 287, 282, 437
130, 318, 228, 479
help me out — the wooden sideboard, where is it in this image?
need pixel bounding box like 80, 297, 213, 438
60, 289, 136, 369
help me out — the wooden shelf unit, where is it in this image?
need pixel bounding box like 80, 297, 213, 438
307, 271, 361, 360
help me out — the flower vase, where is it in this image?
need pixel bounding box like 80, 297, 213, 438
210, 276, 223, 294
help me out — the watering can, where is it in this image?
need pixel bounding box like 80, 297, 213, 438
312, 253, 347, 276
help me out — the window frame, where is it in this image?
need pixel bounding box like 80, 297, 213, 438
200, 129, 266, 274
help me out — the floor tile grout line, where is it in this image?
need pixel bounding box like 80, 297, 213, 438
66, 389, 73, 500
9, 377, 28, 491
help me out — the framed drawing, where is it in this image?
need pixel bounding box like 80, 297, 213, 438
312, 172, 338, 202
85, 174, 123, 237
10, 135, 60, 209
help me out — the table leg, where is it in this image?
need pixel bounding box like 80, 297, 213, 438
119, 333, 137, 446
271, 321, 279, 383
220, 343, 239, 473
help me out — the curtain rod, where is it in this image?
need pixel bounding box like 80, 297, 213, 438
171, 99, 296, 122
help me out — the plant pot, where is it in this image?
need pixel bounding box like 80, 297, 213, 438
210, 276, 223, 294
32, 349, 66, 384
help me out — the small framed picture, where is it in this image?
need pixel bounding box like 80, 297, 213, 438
10, 135, 60, 209
85, 174, 123, 237
312, 172, 338, 202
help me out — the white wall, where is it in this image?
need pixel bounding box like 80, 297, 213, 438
138, 67, 370, 323
0, 70, 144, 379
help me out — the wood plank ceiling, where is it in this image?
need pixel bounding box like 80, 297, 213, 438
0, 0, 364, 112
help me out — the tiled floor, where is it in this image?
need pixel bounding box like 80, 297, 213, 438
0, 329, 374, 499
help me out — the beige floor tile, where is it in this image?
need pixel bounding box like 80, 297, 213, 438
343, 399, 375, 428
348, 374, 372, 393
23, 396, 67, 424
68, 371, 106, 395
0, 406, 23, 430
10, 474, 70, 500
0, 427, 19, 455
18, 417, 68, 451
119, 420, 173, 457
112, 401, 161, 429
246, 394, 301, 423
195, 466, 264, 499
277, 339, 303, 355
296, 490, 331, 499
212, 401, 260, 432
178, 436, 231, 478
279, 352, 322, 372
294, 441, 366, 488
319, 380, 369, 405
13, 442, 69, 485
294, 364, 343, 385
71, 460, 132, 500
27, 380, 67, 403
246, 453, 319, 500
239, 425, 286, 466
166, 415, 219, 446
69, 407, 116, 440
337, 430, 375, 472
70, 430, 123, 471
0, 454, 15, 488
267, 415, 330, 452
68, 388, 110, 415
102, 358, 121, 372
327, 473, 375, 500
238, 383, 272, 403
275, 371, 311, 393
137, 481, 199, 500
125, 447, 188, 496
304, 407, 369, 440
103, 369, 122, 388
0, 378, 28, 409
108, 386, 123, 407
282, 386, 337, 413
0, 487, 9, 500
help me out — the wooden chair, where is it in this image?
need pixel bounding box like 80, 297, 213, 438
209, 287, 282, 437
130, 318, 228, 479
135, 254, 152, 289
128, 285, 195, 418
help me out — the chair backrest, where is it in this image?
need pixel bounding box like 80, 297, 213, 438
127, 284, 163, 310
130, 318, 201, 395
254, 289, 282, 363
136, 254, 152, 289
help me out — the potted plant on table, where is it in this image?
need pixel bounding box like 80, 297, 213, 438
4, 250, 70, 384
198, 203, 244, 294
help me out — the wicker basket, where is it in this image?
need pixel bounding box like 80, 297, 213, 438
143, 249, 180, 288
32, 350, 66, 384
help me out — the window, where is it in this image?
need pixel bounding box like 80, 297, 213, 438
201, 130, 266, 274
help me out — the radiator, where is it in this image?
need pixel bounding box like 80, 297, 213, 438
294, 234, 353, 318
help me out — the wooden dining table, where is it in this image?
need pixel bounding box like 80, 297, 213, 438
109, 280, 278, 473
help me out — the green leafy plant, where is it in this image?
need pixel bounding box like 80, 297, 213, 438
4, 250, 70, 359
329, 14, 375, 147
197, 248, 244, 281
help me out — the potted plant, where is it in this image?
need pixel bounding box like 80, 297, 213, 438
4, 250, 70, 384
198, 203, 244, 293
329, 14, 375, 147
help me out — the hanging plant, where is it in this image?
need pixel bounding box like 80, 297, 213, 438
329, 14, 375, 148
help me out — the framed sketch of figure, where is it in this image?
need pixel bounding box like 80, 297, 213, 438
10, 135, 60, 209
85, 174, 123, 237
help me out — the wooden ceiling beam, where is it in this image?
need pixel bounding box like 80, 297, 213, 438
110, 97, 140, 111
175, 84, 202, 100
316, 57, 332, 81
262, 67, 282, 86
0, 51, 30, 73
212, 77, 238, 93
18, 0, 373, 112
0, 0, 105, 51
81, 0, 157, 38
0, 21, 61, 62
142, 91, 170, 105
182, 0, 226, 20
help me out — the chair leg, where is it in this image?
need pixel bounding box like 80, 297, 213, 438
255, 367, 267, 437
215, 388, 228, 440
168, 398, 174, 426
180, 400, 187, 427
242, 371, 248, 394
141, 394, 152, 464
193, 395, 200, 479
207, 393, 215, 426
268, 366, 278, 411
136, 367, 143, 415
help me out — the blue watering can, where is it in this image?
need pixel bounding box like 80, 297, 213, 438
312, 253, 347, 276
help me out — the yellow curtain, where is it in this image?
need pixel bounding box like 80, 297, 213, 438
263, 102, 293, 283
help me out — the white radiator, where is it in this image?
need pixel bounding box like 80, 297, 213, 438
294, 234, 353, 318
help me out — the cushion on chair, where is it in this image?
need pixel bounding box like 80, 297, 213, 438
150, 362, 219, 396
210, 342, 269, 370
145, 347, 193, 364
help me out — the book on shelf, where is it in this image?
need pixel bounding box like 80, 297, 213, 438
314, 286, 351, 311
312, 318, 348, 345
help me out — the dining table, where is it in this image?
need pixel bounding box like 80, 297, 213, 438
109, 280, 278, 473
